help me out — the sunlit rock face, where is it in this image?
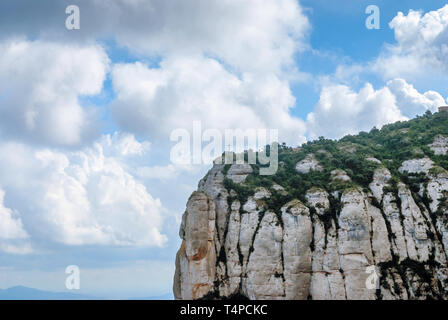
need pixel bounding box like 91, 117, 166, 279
173, 158, 448, 300
295, 154, 323, 174
174, 191, 217, 300
174, 112, 448, 300
429, 135, 448, 156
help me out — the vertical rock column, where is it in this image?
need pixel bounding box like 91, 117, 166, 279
173, 191, 217, 299
337, 188, 376, 300
281, 200, 313, 299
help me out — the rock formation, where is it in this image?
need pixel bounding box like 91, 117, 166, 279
174, 114, 448, 300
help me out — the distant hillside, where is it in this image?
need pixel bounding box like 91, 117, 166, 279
0, 286, 174, 300
0, 286, 97, 300
174, 111, 448, 300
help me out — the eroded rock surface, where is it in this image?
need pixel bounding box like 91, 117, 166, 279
174, 160, 448, 300
174, 191, 217, 300
399, 157, 434, 174
429, 135, 448, 155
296, 154, 323, 174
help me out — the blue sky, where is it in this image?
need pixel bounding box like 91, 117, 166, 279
0, 0, 447, 299
292, 0, 448, 119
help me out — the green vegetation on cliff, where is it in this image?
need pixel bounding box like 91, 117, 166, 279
223, 111, 448, 200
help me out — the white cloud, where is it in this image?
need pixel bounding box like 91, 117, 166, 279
102, 132, 151, 157
306, 5, 448, 141
106, 0, 309, 74
387, 78, 446, 116
0, 0, 311, 257
102, 0, 310, 145
325, 5, 448, 93
8, 0, 308, 75
0, 39, 109, 146
0, 189, 31, 254
137, 164, 199, 181
0, 1, 310, 148
0, 190, 28, 240
306, 82, 406, 140
306, 78, 448, 140
0, 133, 166, 248
0, 0, 309, 75
111, 56, 307, 145
374, 5, 448, 79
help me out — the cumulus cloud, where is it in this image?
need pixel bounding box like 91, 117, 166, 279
102, 132, 151, 157
0, 0, 311, 257
374, 4, 448, 79
0, 0, 309, 75
137, 164, 200, 181
99, 0, 309, 74
97, 0, 311, 146
387, 79, 446, 116
306, 82, 405, 140
0, 39, 109, 146
0, 189, 31, 254
111, 56, 307, 145
306, 77, 448, 140
0, 133, 166, 248
0, 0, 311, 148
307, 4, 448, 141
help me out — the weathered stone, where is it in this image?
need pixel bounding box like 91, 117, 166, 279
399, 157, 434, 174
305, 188, 329, 216
429, 135, 448, 155
226, 163, 253, 184
175, 158, 448, 300
369, 167, 391, 202
253, 187, 271, 200
331, 169, 351, 182
174, 191, 217, 300
366, 157, 382, 164
243, 211, 284, 299
296, 154, 323, 174
281, 200, 312, 299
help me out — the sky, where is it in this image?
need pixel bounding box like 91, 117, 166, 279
0, 0, 447, 299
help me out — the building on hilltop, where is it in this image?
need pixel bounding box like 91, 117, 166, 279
439, 106, 448, 112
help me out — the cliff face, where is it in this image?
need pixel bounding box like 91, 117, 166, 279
173, 113, 448, 300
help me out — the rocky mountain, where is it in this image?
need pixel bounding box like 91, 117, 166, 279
173, 111, 448, 300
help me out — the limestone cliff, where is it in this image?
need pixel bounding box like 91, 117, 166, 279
174, 112, 448, 300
